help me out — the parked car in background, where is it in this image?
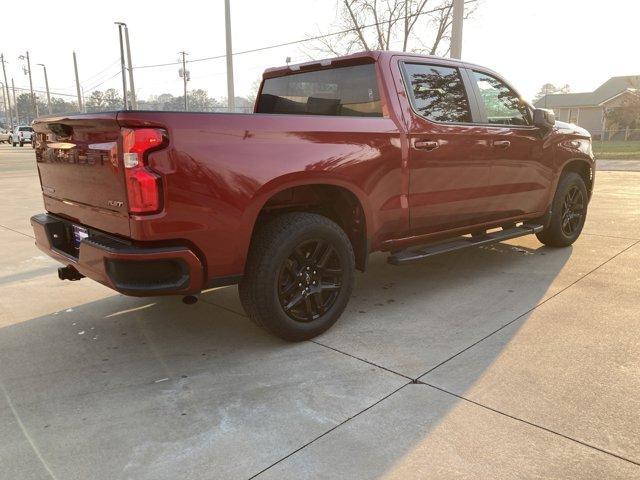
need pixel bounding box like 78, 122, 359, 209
11, 125, 34, 146
0, 129, 11, 143
30, 50, 595, 341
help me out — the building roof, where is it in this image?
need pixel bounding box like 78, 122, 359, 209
535, 75, 640, 108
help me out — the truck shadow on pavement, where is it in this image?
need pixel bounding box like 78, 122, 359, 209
0, 239, 574, 479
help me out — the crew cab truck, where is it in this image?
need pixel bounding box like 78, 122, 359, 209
11, 125, 34, 146
30, 51, 594, 341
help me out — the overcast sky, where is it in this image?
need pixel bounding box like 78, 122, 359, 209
0, 0, 637, 103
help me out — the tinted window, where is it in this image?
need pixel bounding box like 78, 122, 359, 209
473, 72, 529, 125
402, 63, 471, 123
18, 126, 33, 132
257, 64, 382, 117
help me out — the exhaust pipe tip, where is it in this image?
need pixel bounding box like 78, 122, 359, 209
182, 295, 198, 305
58, 265, 84, 281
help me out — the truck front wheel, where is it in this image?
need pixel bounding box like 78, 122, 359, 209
239, 212, 355, 341
536, 172, 588, 247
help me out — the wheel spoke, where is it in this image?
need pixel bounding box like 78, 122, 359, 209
284, 292, 304, 311
309, 240, 325, 262
318, 245, 334, 268
293, 247, 307, 266
303, 296, 314, 320
322, 267, 343, 276
281, 280, 297, 297
320, 282, 341, 291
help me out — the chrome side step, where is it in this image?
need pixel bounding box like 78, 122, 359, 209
387, 224, 544, 265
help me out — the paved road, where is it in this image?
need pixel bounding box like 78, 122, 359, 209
1, 144, 639, 479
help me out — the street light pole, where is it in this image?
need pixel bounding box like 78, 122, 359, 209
72, 51, 83, 112
450, 0, 464, 59
37, 64, 52, 114
0, 54, 14, 129
123, 25, 136, 109
116, 23, 128, 110
116, 22, 137, 109
224, 0, 235, 112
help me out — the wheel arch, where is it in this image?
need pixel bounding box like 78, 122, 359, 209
240, 174, 374, 272
559, 158, 594, 197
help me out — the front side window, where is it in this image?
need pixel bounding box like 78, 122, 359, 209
402, 63, 471, 123
256, 63, 382, 117
473, 71, 530, 126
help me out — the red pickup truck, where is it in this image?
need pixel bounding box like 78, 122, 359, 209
31, 51, 594, 341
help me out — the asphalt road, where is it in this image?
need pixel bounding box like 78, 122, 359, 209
1, 143, 639, 479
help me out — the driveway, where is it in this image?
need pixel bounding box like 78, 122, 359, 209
1, 144, 639, 479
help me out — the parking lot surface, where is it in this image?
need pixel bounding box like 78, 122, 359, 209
1, 144, 639, 479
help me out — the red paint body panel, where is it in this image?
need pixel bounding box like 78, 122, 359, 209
31, 51, 595, 295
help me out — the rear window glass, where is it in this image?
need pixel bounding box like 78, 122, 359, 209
402, 63, 471, 123
18, 126, 33, 132
256, 64, 382, 117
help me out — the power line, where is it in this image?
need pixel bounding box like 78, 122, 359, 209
12, 85, 76, 98
83, 70, 122, 92
134, 1, 473, 70
80, 58, 120, 84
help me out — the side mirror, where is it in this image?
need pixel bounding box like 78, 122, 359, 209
533, 108, 555, 129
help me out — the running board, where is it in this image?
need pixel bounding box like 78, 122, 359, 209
388, 224, 544, 265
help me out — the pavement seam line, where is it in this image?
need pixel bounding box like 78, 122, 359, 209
422, 383, 640, 467
0, 377, 60, 479
247, 381, 412, 479
416, 239, 640, 381
0, 223, 34, 239
311, 339, 414, 381
198, 297, 247, 318
582, 232, 639, 241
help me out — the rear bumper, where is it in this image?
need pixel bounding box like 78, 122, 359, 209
31, 213, 204, 296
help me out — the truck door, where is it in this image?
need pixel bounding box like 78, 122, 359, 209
394, 60, 494, 235
467, 70, 552, 220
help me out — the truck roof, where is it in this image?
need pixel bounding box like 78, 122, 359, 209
262, 50, 491, 79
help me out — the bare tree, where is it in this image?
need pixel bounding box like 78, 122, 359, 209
307, 0, 478, 58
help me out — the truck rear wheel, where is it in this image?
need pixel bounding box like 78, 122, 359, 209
239, 212, 355, 341
536, 172, 588, 247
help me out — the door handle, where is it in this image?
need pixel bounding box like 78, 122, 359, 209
414, 139, 439, 151
493, 140, 511, 149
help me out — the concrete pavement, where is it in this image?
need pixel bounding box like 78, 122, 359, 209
0, 144, 639, 479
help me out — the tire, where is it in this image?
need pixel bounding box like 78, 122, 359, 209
536, 172, 588, 247
19, 141, 24, 147
239, 212, 355, 341
12, 141, 16, 147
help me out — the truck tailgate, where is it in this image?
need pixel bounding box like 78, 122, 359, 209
32, 113, 130, 237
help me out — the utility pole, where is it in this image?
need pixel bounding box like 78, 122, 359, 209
19, 51, 38, 120
37, 64, 52, 114
11, 78, 19, 125
0, 84, 7, 127
73, 51, 83, 112
178, 51, 189, 111
450, 0, 464, 59
116, 22, 137, 109
1, 54, 14, 129
224, 0, 235, 112
116, 23, 128, 110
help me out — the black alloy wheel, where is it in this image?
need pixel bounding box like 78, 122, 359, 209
560, 185, 585, 237
278, 239, 344, 322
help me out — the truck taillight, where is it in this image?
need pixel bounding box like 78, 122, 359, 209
121, 128, 166, 214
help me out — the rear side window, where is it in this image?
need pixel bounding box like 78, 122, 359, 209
256, 63, 382, 117
402, 63, 471, 123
